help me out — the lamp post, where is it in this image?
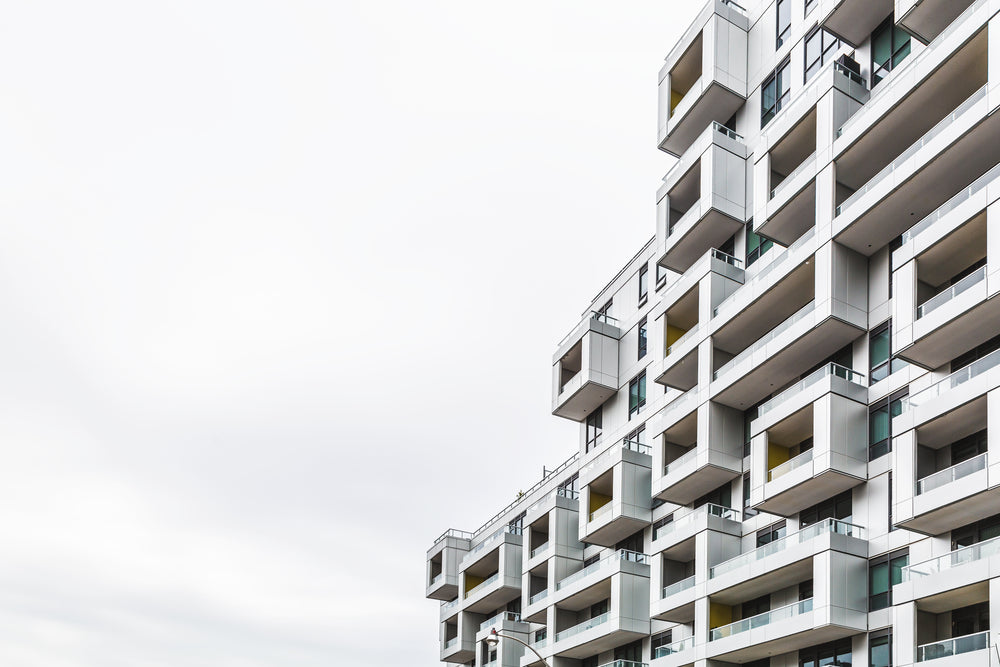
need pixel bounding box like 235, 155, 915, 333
485, 628, 550, 667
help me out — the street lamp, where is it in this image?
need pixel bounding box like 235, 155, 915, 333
485, 628, 551, 667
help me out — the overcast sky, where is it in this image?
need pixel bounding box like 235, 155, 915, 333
0, 2, 701, 664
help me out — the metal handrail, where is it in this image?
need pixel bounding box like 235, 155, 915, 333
916, 452, 986, 495
917, 266, 985, 318
756, 362, 864, 417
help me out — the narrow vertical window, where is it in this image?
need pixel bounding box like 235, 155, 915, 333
776, 0, 791, 48
761, 61, 790, 127
638, 264, 648, 305
746, 227, 774, 267
638, 316, 648, 360
585, 408, 603, 452
870, 630, 892, 667
629, 371, 647, 418
872, 15, 911, 87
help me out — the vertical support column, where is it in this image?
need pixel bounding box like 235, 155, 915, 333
892, 428, 918, 526
892, 257, 917, 353
752, 149, 772, 226
987, 388, 1000, 486
893, 601, 918, 667
987, 200, 1000, 298
816, 161, 837, 241
749, 430, 769, 508
988, 13, 1000, 103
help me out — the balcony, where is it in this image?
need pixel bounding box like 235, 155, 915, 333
893, 191, 998, 368
917, 632, 991, 663
898, 347, 1000, 429
656, 123, 747, 274
896, 535, 1000, 603
427, 528, 472, 601
461, 533, 523, 613
898, 0, 978, 44
652, 402, 743, 506
816, 0, 893, 45
657, 2, 748, 157
441, 629, 474, 663
553, 550, 649, 609
651, 503, 742, 559
749, 364, 868, 516
833, 39, 999, 255
707, 519, 868, 605
652, 636, 695, 667
579, 449, 652, 547
552, 311, 620, 421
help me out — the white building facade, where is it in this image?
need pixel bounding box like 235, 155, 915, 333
427, 1, 1000, 666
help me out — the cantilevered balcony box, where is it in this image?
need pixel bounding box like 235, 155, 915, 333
815, 0, 893, 46
657, 0, 748, 158
552, 312, 620, 422
474, 612, 530, 663
578, 441, 651, 547
651, 400, 743, 506
460, 527, 523, 614
892, 377, 1000, 536
711, 241, 868, 410
704, 520, 869, 662
895, 534, 1000, 605
656, 123, 748, 274
529, 554, 650, 663
427, 529, 472, 601
898, 0, 978, 44
748, 363, 868, 517
893, 185, 1000, 370
522, 487, 584, 572
440, 611, 477, 664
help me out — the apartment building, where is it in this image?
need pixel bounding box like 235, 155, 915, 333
426, 1, 1000, 666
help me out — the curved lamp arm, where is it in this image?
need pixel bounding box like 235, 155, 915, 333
487, 628, 550, 667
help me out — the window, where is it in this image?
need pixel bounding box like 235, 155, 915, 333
583, 554, 600, 567
869, 388, 907, 460
586, 408, 603, 452
656, 263, 668, 290
756, 521, 787, 547
761, 60, 790, 127
872, 15, 911, 87
951, 602, 990, 636
869, 549, 908, 610
801, 638, 853, 667
534, 628, 547, 644
652, 630, 673, 653
742, 594, 770, 618
590, 599, 609, 617
595, 299, 612, 324
696, 482, 732, 509
800, 490, 852, 528
508, 511, 525, 534
638, 316, 648, 360
582, 658, 598, 667
629, 371, 647, 418
746, 226, 774, 267
615, 640, 642, 661
799, 580, 814, 601
805, 0, 817, 16
951, 513, 1000, 550
639, 264, 648, 305
951, 332, 1000, 372
870, 629, 892, 667
805, 28, 841, 82
616, 530, 644, 554
653, 514, 673, 539
776, 0, 791, 48
869, 320, 906, 384
559, 473, 579, 497
624, 424, 646, 452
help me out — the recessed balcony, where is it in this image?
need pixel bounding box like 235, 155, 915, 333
656, 123, 747, 274
898, 0, 978, 44
917, 632, 991, 665
580, 461, 651, 547
657, 2, 748, 157
894, 201, 999, 370
553, 312, 620, 422
816, 0, 893, 45
427, 528, 472, 601
756, 109, 818, 247
651, 503, 742, 559
652, 636, 696, 667
911, 595, 992, 667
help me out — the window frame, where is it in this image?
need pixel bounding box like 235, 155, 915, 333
628, 371, 647, 418
761, 59, 791, 128
585, 408, 603, 453
871, 14, 911, 88
804, 26, 841, 83
638, 316, 648, 360
638, 263, 648, 306
776, 0, 791, 48
869, 549, 908, 611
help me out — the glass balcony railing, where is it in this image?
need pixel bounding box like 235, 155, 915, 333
903, 534, 1000, 580
770, 152, 817, 199
533, 637, 548, 648
434, 528, 474, 545
463, 525, 522, 565
598, 661, 648, 667
530, 542, 549, 559
479, 611, 521, 631
916, 452, 987, 495
664, 447, 697, 475
444, 637, 458, 649
430, 573, 444, 585
713, 300, 816, 381
837, 0, 988, 139
710, 519, 865, 578
710, 598, 813, 640
712, 247, 743, 268
768, 448, 814, 482
836, 84, 988, 218
917, 266, 986, 318
917, 631, 990, 661
666, 324, 701, 356
757, 362, 865, 418
555, 550, 649, 591
903, 348, 1000, 411
654, 637, 695, 658
442, 598, 460, 611
662, 575, 696, 599
654, 504, 740, 542
667, 204, 701, 239
713, 121, 744, 142
553, 611, 609, 643
529, 589, 548, 605
589, 502, 612, 523
465, 572, 500, 598
902, 162, 1000, 244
